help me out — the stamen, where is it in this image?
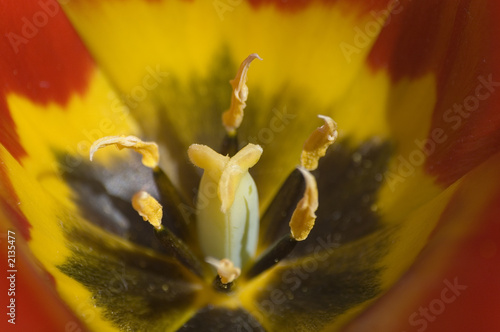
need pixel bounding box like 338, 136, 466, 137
222, 53, 262, 135
132, 191, 163, 229
153, 167, 196, 242
300, 115, 338, 170
206, 257, 241, 284
132, 190, 204, 277
244, 234, 297, 279
153, 225, 204, 277
245, 167, 319, 279
289, 167, 319, 241
90, 135, 159, 168
258, 168, 305, 251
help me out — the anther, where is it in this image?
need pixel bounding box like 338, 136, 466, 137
222, 53, 262, 135
300, 115, 337, 170
132, 190, 204, 277
90, 135, 159, 168
206, 257, 241, 284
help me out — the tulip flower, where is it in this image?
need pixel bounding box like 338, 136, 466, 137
1, 0, 500, 331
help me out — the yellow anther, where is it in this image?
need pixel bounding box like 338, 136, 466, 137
131, 191, 163, 229
300, 115, 338, 170
289, 167, 319, 241
90, 135, 159, 168
188, 143, 262, 212
222, 53, 262, 135
206, 257, 241, 284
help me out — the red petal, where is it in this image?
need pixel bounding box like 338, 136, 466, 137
369, 0, 500, 186
0, 223, 87, 331
0, 163, 31, 240
342, 152, 500, 332
248, 0, 394, 13
0, 0, 94, 161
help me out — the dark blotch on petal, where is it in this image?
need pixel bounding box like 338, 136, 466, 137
249, 138, 393, 330
258, 168, 305, 251
58, 222, 201, 331
57, 152, 166, 252
253, 228, 392, 331
178, 306, 264, 332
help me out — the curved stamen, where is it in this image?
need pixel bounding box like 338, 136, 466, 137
289, 167, 319, 241
222, 53, 262, 135
90, 135, 159, 168
244, 167, 317, 279
301, 115, 338, 170
245, 116, 336, 278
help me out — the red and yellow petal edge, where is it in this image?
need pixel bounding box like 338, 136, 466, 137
0, 211, 87, 332
0, 1, 142, 331
369, 0, 500, 186
342, 151, 500, 332
347, 0, 500, 330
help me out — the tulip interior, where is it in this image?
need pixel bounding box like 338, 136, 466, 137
88, 54, 336, 292
2, 1, 500, 331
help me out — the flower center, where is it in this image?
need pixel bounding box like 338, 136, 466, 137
88, 54, 338, 290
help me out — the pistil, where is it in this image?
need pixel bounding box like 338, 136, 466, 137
188, 143, 262, 271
